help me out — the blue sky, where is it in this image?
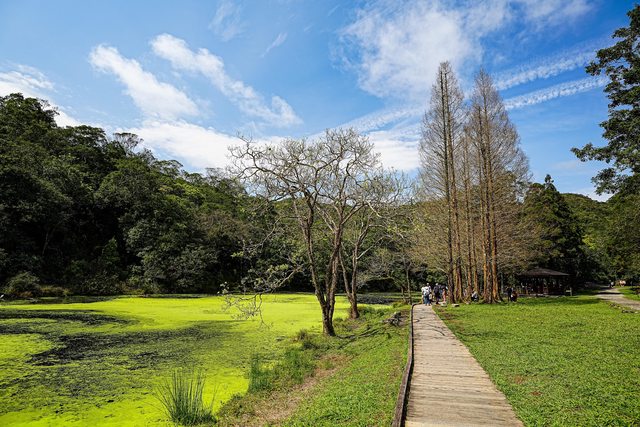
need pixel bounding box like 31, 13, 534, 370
0, 0, 634, 199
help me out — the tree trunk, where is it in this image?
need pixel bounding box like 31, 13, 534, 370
321, 306, 336, 336
340, 252, 359, 319
440, 70, 456, 303
405, 262, 413, 304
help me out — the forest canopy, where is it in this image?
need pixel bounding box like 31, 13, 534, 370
0, 83, 638, 302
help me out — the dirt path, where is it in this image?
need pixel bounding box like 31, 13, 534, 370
596, 287, 640, 311
404, 304, 522, 427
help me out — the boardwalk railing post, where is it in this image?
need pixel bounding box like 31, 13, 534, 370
392, 304, 414, 427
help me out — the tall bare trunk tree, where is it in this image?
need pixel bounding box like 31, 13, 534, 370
417, 66, 531, 303
466, 70, 530, 302
419, 62, 466, 302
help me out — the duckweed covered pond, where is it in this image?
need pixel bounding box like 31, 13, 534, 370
0, 294, 348, 426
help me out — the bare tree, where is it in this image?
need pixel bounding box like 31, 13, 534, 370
417, 65, 531, 303
466, 69, 531, 301
229, 128, 380, 336
339, 171, 409, 317
418, 62, 466, 302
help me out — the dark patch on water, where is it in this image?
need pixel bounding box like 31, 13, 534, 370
143, 294, 209, 299
0, 309, 131, 325
1, 321, 232, 404
358, 295, 396, 305
29, 324, 217, 366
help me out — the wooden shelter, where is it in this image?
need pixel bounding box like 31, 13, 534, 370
519, 267, 570, 295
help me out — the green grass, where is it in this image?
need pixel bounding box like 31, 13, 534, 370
437, 295, 640, 426
282, 306, 408, 427
0, 294, 350, 426
156, 369, 215, 425
619, 286, 640, 302
215, 305, 409, 427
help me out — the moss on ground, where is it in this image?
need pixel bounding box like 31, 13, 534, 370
0, 294, 352, 426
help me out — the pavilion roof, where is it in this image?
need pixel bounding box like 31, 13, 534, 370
520, 267, 569, 277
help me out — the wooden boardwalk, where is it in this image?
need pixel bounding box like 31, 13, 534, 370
404, 304, 523, 427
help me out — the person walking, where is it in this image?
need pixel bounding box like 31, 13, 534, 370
425, 283, 432, 306
471, 290, 479, 302
421, 283, 430, 305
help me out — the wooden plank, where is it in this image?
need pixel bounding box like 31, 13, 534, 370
402, 304, 523, 426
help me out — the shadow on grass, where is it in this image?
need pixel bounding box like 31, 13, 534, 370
502, 296, 601, 307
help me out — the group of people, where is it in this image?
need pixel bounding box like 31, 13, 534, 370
419, 285, 518, 304
420, 283, 446, 306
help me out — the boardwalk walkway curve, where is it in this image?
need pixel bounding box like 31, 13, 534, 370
398, 304, 523, 427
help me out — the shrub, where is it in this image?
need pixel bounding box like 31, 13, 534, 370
155, 369, 216, 426
39, 285, 70, 298
358, 305, 384, 317
125, 275, 160, 295
4, 272, 41, 298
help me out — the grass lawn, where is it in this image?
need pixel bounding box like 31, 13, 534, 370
216, 305, 408, 426
437, 295, 640, 426
619, 286, 640, 302
0, 294, 353, 426
281, 307, 407, 426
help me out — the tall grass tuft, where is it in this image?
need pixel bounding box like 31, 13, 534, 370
247, 347, 315, 394
156, 369, 216, 425
247, 355, 272, 392
277, 347, 314, 384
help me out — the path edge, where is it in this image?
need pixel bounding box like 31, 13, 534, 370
392, 303, 415, 427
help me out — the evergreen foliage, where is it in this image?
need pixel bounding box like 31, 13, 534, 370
0, 93, 257, 294
572, 5, 640, 194
522, 175, 588, 281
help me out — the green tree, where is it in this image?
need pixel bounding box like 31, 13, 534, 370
572, 5, 640, 194
604, 193, 640, 282
1, 93, 258, 294
523, 175, 587, 282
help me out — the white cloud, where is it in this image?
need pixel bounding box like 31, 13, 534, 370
573, 187, 611, 202
494, 41, 598, 90
209, 0, 244, 42
339, 105, 423, 133
339, 1, 478, 100
0, 66, 54, 95
89, 44, 199, 120
515, 0, 591, 26
366, 124, 421, 171
551, 159, 588, 172
504, 76, 608, 110
262, 32, 288, 57
151, 34, 300, 127
339, 0, 593, 100
128, 120, 243, 170
0, 64, 80, 127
